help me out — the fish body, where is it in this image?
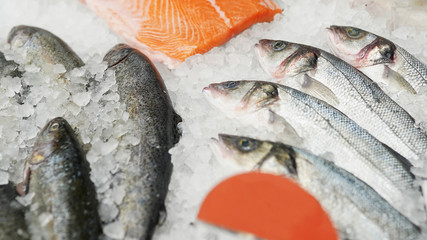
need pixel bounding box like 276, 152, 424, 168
255, 39, 427, 163
83, 0, 281, 67
211, 134, 421, 240
0, 182, 29, 240
24, 117, 101, 240
203, 80, 424, 224
103, 44, 180, 239
326, 25, 427, 94
7, 25, 84, 72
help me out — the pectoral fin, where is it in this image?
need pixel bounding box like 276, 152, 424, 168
383, 65, 417, 94
299, 74, 340, 107
268, 110, 303, 145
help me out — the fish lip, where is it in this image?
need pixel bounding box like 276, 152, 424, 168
210, 134, 233, 160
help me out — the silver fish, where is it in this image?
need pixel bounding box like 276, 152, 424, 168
203, 80, 425, 225
7, 25, 84, 72
103, 44, 181, 240
211, 134, 421, 240
255, 39, 427, 163
326, 25, 427, 94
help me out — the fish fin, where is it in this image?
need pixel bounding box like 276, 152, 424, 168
298, 74, 340, 107
172, 111, 182, 145
158, 204, 167, 225
268, 110, 303, 145
380, 143, 417, 182
16, 162, 31, 196
383, 65, 417, 94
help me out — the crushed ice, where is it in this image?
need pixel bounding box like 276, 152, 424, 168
1, 0, 427, 239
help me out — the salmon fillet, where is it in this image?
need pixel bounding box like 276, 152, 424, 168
82, 0, 282, 67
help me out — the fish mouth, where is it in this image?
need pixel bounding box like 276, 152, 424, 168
209, 135, 233, 160
254, 43, 267, 59
325, 27, 341, 48
103, 43, 133, 68
7, 25, 35, 47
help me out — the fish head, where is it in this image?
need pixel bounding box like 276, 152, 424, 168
203, 80, 280, 115
255, 39, 317, 79
212, 134, 297, 177
29, 117, 73, 165
103, 43, 134, 68
7, 25, 36, 48
326, 26, 396, 67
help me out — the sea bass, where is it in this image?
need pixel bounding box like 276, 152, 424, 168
0, 182, 29, 240
22, 117, 101, 240
326, 25, 427, 94
103, 44, 181, 239
7, 25, 84, 72
211, 134, 421, 240
255, 39, 427, 164
203, 80, 425, 225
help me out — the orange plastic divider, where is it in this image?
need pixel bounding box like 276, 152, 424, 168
198, 172, 338, 240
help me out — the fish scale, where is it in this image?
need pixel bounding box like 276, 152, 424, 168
0, 182, 29, 240
326, 26, 427, 94
203, 80, 425, 226
396, 45, 427, 91
274, 84, 414, 193
212, 134, 421, 240
318, 51, 426, 160
255, 40, 427, 164
25, 117, 101, 240
103, 44, 180, 240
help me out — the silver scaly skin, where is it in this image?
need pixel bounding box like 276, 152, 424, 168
203, 80, 425, 225
211, 134, 421, 240
326, 25, 427, 94
103, 44, 181, 240
255, 39, 427, 164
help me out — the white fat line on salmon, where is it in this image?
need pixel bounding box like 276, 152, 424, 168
206, 0, 232, 28
260, 0, 279, 10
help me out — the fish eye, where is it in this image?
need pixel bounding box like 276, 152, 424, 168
49, 122, 60, 132
262, 84, 278, 98
346, 28, 361, 38
224, 81, 239, 89
237, 138, 256, 152
272, 41, 287, 51
383, 51, 393, 59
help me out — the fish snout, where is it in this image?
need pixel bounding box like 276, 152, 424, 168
8, 25, 34, 48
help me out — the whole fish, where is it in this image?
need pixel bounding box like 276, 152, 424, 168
326, 25, 427, 94
0, 182, 29, 240
203, 80, 425, 225
103, 44, 181, 240
0, 51, 22, 78
211, 134, 421, 240
21, 117, 101, 240
255, 39, 427, 163
7, 25, 84, 72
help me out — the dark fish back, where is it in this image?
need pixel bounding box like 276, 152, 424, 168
104, 44, 180, 239
27, 118, 101, 240
0, 182, 29, 240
